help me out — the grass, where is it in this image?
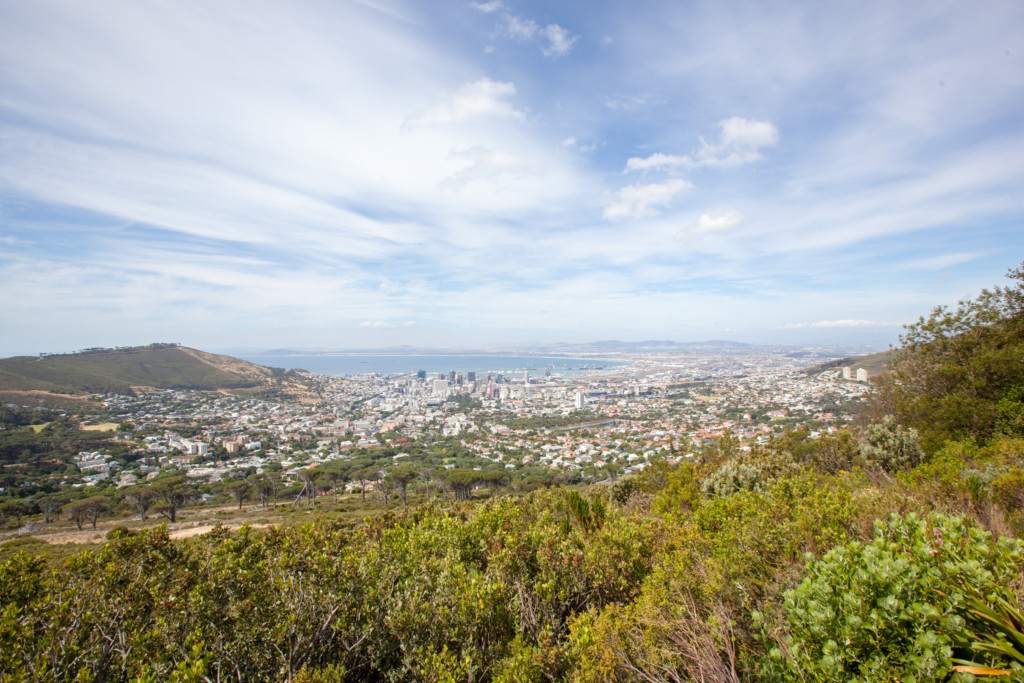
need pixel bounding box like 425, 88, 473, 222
0, 345, 271, 395
805, 350, 892, 377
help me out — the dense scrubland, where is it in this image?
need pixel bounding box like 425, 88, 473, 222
3, 265, 1024, 682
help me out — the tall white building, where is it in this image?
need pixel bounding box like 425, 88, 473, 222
574, 391, 586, 410
842, 367, 853, 380
856, 368, 869, 382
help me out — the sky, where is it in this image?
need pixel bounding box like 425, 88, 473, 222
1, 0, 1023, 356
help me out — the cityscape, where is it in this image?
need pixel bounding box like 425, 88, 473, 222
25, 349, 874, 501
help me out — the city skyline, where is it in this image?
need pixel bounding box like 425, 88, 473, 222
2, 0, 1023, 356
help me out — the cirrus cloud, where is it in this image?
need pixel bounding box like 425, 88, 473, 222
782, 319, 904, 329
407, 78, 523, 127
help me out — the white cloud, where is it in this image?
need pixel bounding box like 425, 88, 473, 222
407, 78, 524, 127
902, 252, 980, 270
674, 209, 745, 242
470, 0, 502, 12
501, 14, 577, 57
359, 320, 418, 329
604, 179, 692, 220
562, 136, 597, 153
505, 15, 539, 40
783, 319, 904, 329
695, 117, 780, 168
626, 118, 779, 172
441, 146, 536, 189
542, 24, 577, 57
625, 152, 689, 172
695, 209, 745, 234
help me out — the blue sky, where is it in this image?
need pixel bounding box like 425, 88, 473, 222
1, 0, 1023, 356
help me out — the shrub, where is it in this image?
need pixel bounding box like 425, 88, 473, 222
609, 476, 639, 506
762, 512, 1024, 681
702, 461, 764, 497
861, 415, 925, 473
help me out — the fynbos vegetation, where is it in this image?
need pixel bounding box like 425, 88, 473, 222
3, 264, 1024, 681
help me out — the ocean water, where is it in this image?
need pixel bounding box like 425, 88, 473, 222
239, 354, 625, 377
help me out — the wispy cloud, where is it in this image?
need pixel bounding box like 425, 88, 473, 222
626, 118, 779, 171
783, 320, 904, 329
1, 0, 1022, 353
360, 320, 417, 329
604, 179, 693, 220
470, 0, 502, 12
407, 78, 524, 127
497, 11, 578, 57
675, 209, 745, 241
541, 24, 577, 57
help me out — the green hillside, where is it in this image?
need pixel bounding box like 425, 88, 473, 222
805, 349, 892, 377
0, 343, 275, 396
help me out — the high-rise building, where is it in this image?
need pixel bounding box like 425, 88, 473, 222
467, 371, 476, 383
842, 367, 852, 380
856, 368, 869, 382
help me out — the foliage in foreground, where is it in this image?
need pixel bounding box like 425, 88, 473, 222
760, 512, 1024, 681
5, 435, 1024, 683
5, 263, 1024, 681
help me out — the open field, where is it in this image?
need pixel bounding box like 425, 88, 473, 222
80, 422, 118, 431
0, 492, 417, 561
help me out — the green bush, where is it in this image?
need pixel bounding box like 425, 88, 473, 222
861, 415, 926, 473
762, 512, 1024, 681
701, 460, 764, 497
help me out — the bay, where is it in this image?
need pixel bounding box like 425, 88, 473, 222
238, 353, 625, 377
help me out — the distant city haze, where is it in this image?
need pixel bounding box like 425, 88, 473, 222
239, 354, 626, 376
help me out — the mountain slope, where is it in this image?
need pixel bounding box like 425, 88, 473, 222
0, 344, 279, 396
804, 350, 892, 376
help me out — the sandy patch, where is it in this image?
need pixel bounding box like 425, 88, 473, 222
81, 423, 119, 431
26, 520, 270, 545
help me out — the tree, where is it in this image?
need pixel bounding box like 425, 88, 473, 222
353, 467, 373, 502
149, 474, 191, 523
65, 496, 108, 530
227, 478, 252, 510
123, 485, 154, 521
875, 262, 1024, 448
0, 499, 29, 528
254, 473, 277, 509
317, 467, 347, 504
37, 495, 64, 524
385, 466, 417, 507
444, 469, 478, 501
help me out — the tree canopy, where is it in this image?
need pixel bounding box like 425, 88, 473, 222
873, 262, 1024, 449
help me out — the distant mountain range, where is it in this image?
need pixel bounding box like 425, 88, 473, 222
244, 339, 883, 357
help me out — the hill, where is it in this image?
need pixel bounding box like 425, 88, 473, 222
0, 343, 293, 398
804, 349, 892, 377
